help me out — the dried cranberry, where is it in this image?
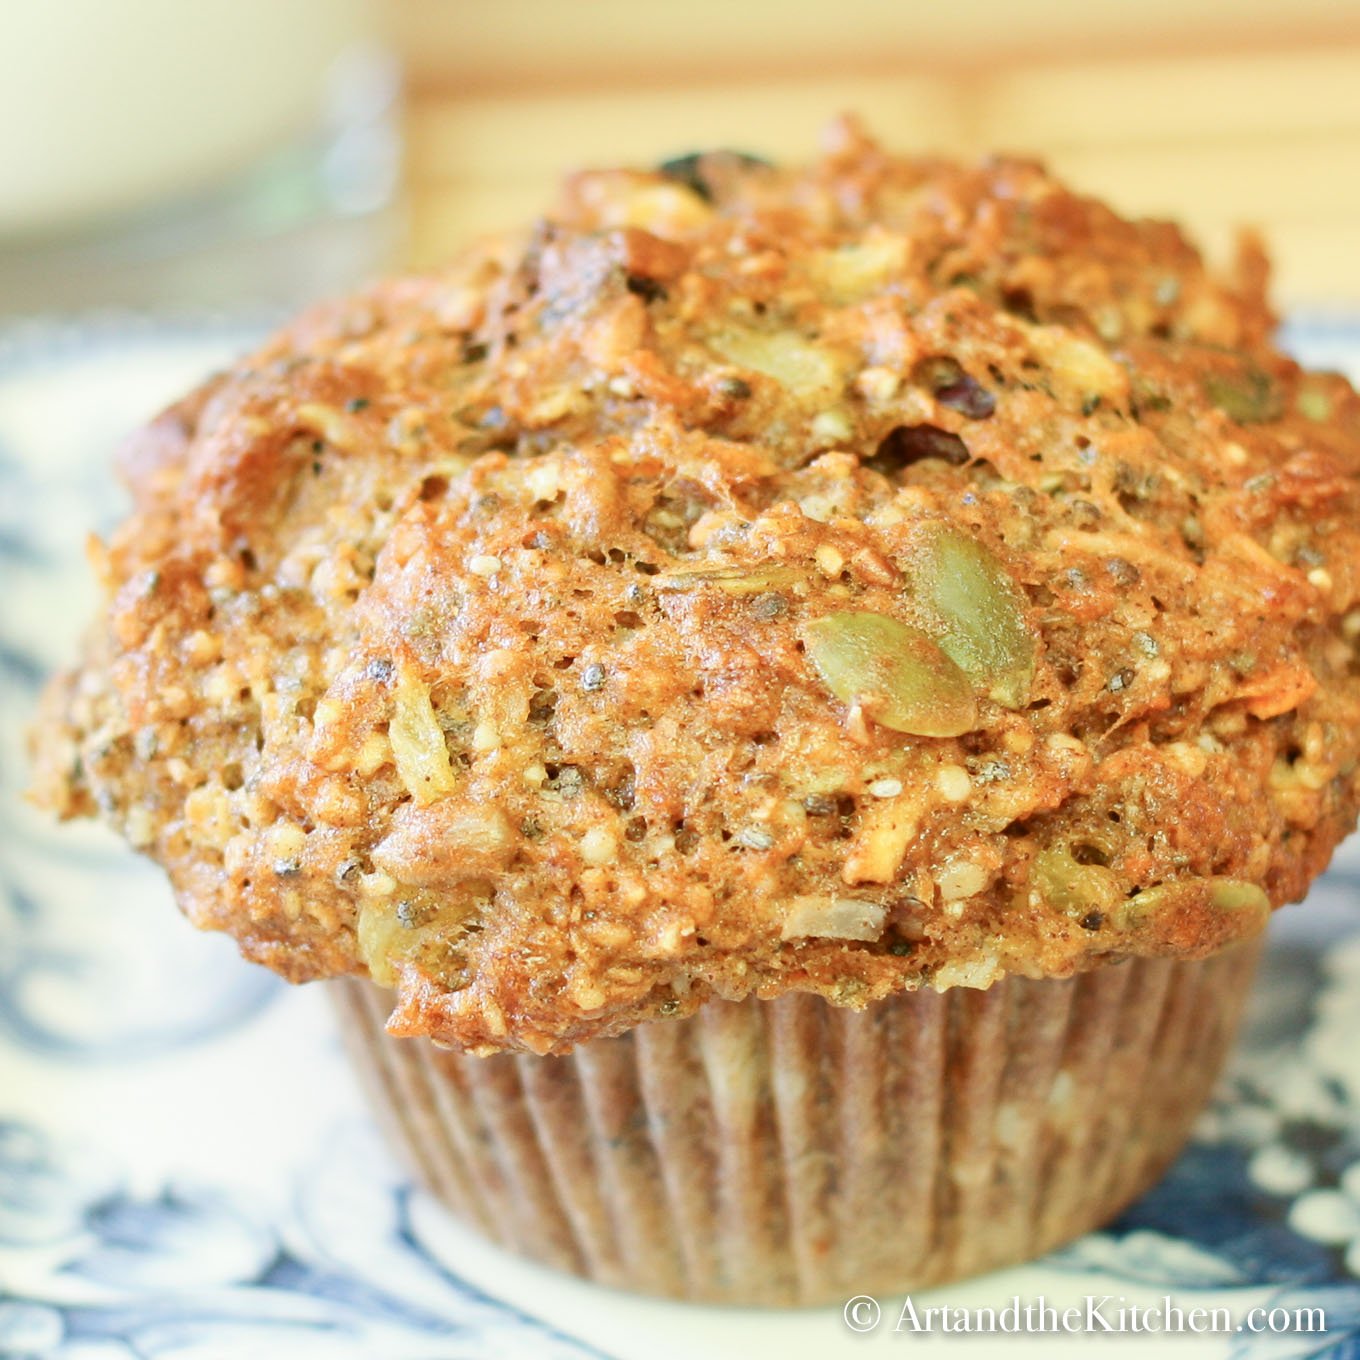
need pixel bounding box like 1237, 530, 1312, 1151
625, 274, 667, 303
935, 374, 996, 419
866, 424, 970, 476
915, 356, 996, 419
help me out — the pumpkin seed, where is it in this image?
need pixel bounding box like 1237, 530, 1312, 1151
1118, 876, 1270, 930
912, 525, 1036, 709
1297, 384, 1334, 422
1208, 878, 1271, 913
802, 611, 977, 737
1032, 844, 1122, 915
1205, 368, 1282, 424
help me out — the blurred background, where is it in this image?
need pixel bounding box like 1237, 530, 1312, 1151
3, 0, 1360, 319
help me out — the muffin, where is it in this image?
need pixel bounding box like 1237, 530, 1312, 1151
30, 117, 1360, 1304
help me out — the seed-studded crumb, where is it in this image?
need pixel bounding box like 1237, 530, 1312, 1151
29, 118, 1360, 1054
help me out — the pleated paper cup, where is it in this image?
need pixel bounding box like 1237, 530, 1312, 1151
331, 936, 1262, 1306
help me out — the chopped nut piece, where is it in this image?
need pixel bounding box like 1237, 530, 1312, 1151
810, 234, 909, 302
781, 895, 887, 941
389, 664, 458, 805
655, 563, 803, 595
937, 858, 990, 902
1023, 324, 1124, 402
708, 326, 846, 399
811, 408, 854, 445
581, 826, 619, 865
471, 720, 500, 752
815, 546, 845, 577
844, 795, 920, 884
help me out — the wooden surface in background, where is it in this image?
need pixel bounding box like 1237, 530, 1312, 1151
389, 0, 1360, 88
390, 3, 1360, 309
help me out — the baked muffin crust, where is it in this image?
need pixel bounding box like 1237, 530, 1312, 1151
31, 120, 1360, 1054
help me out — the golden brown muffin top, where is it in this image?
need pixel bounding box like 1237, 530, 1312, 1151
31, 119, 1360, 1054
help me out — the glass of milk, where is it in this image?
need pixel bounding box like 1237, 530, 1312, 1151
0, 0, 401, 315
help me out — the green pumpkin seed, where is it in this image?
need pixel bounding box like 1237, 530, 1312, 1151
1032, 844, 1122, 915
802, 611, 977, 737
1297, 384, 1334, 423
1118, 876, 1270, 930
1205, 368, 1282, 424
1208, 878, 1271, 913
911, 525, 1036, 709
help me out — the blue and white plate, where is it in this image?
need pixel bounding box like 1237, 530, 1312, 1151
3, 316, 1360, 1359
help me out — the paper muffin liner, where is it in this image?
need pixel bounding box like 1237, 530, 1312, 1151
330, 937, 1262, 1306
